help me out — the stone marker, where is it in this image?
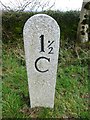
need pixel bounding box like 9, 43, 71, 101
23, 14, 60, 108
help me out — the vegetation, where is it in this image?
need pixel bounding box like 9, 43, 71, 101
2, 11, 90, 119
2, 10, 80, 44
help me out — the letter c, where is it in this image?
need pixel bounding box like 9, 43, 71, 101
35, 57, 50, 73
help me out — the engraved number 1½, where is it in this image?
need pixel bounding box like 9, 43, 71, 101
40, 35, 45, 52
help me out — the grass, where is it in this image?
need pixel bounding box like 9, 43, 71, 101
2, 42, 90, 119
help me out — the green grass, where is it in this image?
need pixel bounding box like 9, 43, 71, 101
2, 43, 89, 119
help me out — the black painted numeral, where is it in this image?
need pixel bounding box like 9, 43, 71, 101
48, 47, 54, 54
48, 41, 54, 54
39, 35, 54, 54
40, 35, 45, 52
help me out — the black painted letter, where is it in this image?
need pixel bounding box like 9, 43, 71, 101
35, 57, 50, 73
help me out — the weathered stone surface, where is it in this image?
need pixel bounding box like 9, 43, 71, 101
77, 0, 90, 42
23, 14, 60, 108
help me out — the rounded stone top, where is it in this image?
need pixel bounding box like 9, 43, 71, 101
23, 14, 60, 34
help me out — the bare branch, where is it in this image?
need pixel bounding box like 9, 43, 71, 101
20, 1, 32, 11
0, 1, 11, 11
0, 0, 55, 12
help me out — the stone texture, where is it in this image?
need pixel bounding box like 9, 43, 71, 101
77, 0, 90, 42
23, 14, 60, 108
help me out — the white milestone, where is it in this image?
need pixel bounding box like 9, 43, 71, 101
23, 14, 60, 108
